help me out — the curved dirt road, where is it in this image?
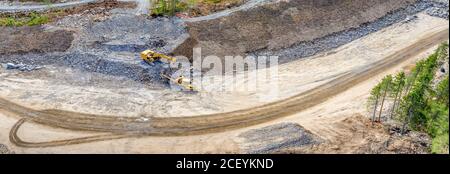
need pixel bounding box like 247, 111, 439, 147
0, 0, 97, 13
2, 27, 448, 148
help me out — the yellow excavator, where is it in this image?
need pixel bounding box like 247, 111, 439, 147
141, 50, 194, 91
140, 49, 177, 64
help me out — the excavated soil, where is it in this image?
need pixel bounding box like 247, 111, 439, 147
0, 26, 74, 55
184, 0, 247, 17
183, 0, 417, 58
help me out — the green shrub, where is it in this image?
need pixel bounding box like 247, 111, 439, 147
431, 133, 449, 154
204, 0, 222, 4
367, 42, 449, 153
151, 0, 188, 16
0, 13, 49, 27
27, 13, 49, 26
0, 17, 25, 27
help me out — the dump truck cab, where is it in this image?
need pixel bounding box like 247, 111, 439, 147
174, 76, 194, 91
160, 73, 194, 91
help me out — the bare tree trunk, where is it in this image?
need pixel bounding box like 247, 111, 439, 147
161, 0, 166, 13
428, 111, 439, 132
390, 83, 404, 119
439, 84, 449, 107
378, 81, 390, 122
402, 107, 413, 135
398, 68, 421, 129
372, 94, 380, 124
404, 67, 422, 96
170, 0, 176, 16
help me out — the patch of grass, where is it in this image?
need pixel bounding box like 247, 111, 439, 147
0, 13, 49, 27
150, 0, 243, 16
203, 0, 223, 4
40, 0, 53, 6
431, 133, 449, 154
0, 17, 25, 27
151, 0, 188, 16
2, 1, 133, 27
27, 13, 49, 26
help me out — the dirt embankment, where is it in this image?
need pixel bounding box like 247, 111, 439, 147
181, 0, 417, 58
185, 0, 247, 17
278, 115, 431, 154
0, 26, 74, 54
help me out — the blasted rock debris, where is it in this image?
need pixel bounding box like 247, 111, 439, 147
4, 63, 43, 71
239, 123, 322, 154
425, 0, 449, 19
80, 14, 187, 54
0, 144, 14, 154
0, 13, 187, 85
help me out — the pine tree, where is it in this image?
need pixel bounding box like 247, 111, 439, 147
369, 83, 382, 123
390, 72, 406, 119
377, 75, 392, 122
367, 42, 449, 153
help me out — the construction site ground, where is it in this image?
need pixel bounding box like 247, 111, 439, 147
0, 0, 448, 153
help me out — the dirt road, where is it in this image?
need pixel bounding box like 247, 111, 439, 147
1, 25, 447, 147
0, 0, 97, 13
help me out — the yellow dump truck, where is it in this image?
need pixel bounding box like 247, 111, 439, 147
141, 49, 194, 91
160, 73, 195, 91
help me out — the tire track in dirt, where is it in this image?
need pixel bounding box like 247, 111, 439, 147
9, 118, 133, 148
2, 27, 448, 148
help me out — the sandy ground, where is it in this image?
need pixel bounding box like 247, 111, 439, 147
0, 13, 448, 153
0, 13, 447, 118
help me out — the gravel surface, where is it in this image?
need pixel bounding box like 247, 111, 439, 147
425, 0, 449, 19
0, 12, 187, 85
239, 123, 322, 154
0, 144, 14, 154
4, 62, 43, 71
80, 14, 186, 54
0, 51, 167, 86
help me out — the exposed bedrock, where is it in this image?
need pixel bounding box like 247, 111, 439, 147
182, 0, 417, 58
